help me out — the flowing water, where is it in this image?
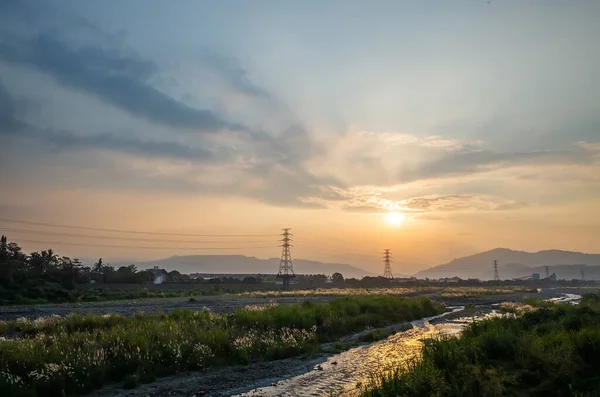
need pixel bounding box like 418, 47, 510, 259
234, 310, 474, 397
89, 293, 582, 397
234, 294, 583, 397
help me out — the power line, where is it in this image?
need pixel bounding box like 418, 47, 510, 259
1, 227, 276, 244
11, 238, 278, 251
0, 218, 277, 237
294, 245, 378, 258
294, 236, 380, 256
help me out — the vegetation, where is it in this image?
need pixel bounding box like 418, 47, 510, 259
362, 295, 600, 397
0, 295, 444, 396
0, 237, 271, 305
244, 285, 535, 299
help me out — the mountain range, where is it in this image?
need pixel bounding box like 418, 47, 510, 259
415, 248, 600, 280
136, 255, 382, 279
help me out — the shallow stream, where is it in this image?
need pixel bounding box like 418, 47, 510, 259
233, 311, 473, 397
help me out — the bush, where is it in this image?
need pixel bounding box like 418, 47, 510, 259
0, 296, 444, 397
362, 301, 600, 396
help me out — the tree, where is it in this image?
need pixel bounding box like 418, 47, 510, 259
332, 272, 345, 284
242, 276, 260, 284
0, 235, 7, 260
136, 270, 155, 284
58, 256, 83, 289
0, 235, 11, 282
92, 258, 103, 273
102, 264, 115, 284
115, 265, 138, 283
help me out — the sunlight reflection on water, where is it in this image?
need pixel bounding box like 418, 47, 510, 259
234, 311, 470, 397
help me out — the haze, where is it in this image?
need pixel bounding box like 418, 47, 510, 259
1, 1, 599, 274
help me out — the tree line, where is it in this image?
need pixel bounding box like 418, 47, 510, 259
0, 235, 197, 289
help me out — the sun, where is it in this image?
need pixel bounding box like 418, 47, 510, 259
385, 212, 405, 226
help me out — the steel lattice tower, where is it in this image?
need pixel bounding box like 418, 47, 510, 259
277, 228, 295, 290
493, 260, 500, 281
383, 249, 394, 280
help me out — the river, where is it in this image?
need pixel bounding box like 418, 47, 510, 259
91, 292, 582, 397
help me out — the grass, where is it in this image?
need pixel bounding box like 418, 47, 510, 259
0, 296, 444, 397
0, 285, 535, 306
243, 286, 533, 299
361, 295, 600, 397
0, 283, 267, 305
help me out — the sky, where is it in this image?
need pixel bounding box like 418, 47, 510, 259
0, 0, 599, 274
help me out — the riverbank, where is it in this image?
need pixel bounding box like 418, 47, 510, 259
0, 285, 550, 322
361, 294, 598, 397
0, 296, 444, 397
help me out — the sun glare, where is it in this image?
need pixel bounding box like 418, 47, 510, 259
385, 212, 405, 226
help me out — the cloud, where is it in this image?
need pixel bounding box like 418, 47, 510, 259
0, 30, 244, 134
399, 147, 596, 182
197, 49, 273, 101
339, 193, 531, 215
342, 205, 390, 214
0, 81, 26, 132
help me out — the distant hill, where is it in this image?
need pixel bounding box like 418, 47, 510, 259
134, 255, 381, 279
415, 248, 600, 280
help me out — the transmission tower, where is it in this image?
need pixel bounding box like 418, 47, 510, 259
546, 266, 549, 279
383, 249, 394, 280
493, 260, 500, 281
277, 228, 295, 290
581, 269, 585, 281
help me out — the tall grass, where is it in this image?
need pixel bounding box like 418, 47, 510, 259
0, 296, 444, 397
362, 295, 600, 397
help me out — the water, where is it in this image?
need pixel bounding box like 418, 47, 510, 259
234, 299, 562, 397
549, 293, 581, 304
234, 310, 469, 397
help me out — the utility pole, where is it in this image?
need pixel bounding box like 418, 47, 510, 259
493, 260, 500, 281
277, 228, 295, 290
383, 249, 393, 280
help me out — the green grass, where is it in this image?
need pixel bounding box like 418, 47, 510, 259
0, 296, 444, 397
0, 283, 265, 305
361, 295, 600, 397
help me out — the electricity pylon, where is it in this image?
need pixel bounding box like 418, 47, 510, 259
277, 228, 295, 290
493, 260, 500, 281
383, 249, 394, 280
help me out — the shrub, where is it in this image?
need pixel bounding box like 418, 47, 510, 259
0, 296, 444, 397
362, 302, 600, 396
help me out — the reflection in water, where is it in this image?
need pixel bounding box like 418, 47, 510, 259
235, 312, 469, 397
236, 294, 581, 397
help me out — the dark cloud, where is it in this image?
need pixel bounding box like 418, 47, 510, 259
35, 129, 215, 161
0, 81, 26, 133
0, 80, 217, 162
400, 148, 595, 182
0, 77, 341, 208
0, 8, 338, 208
0, 31, 243, 133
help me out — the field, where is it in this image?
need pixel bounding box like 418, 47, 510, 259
0, 285, 540, 322
361, 295, 600, 397
0, 295, 444, 397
